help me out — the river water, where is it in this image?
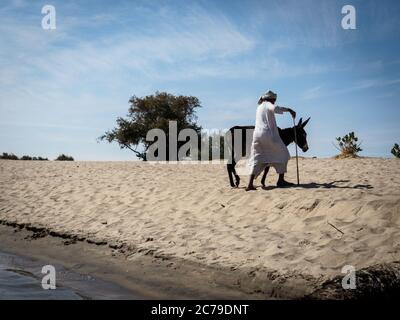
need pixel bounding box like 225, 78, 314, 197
0, 250, 141, 300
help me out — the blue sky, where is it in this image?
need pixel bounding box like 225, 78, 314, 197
0, 0, 399, 160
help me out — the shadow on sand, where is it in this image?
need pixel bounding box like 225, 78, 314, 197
260, 180, 373, 191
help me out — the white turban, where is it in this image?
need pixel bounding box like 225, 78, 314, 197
259, 90, 277, 101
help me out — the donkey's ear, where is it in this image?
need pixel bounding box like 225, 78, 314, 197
301, 117, 311, 128
297, 118, 303, 126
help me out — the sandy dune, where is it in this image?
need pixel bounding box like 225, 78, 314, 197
1, 158, 399, 284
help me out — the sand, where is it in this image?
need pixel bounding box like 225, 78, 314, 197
1, 158, 400, 296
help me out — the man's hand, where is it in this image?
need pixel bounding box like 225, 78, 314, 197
288, 108, 296, 119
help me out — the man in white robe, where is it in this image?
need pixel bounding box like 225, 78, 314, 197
246, 90, 296, 191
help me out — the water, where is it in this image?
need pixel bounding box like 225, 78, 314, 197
0, 250, 141, 300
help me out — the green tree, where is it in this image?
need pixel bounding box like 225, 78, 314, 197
99, 92, 202, 160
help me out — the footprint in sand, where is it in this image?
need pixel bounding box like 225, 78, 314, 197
275, 202, 287, 209
298, 239, 311, 247
303, 215, 325, 224
300, 199, 320, 212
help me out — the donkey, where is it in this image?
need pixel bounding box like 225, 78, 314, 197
226, 117, 310, 187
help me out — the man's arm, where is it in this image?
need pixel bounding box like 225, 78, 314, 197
275, 106, 296, 118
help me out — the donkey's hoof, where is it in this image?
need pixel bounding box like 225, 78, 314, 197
235, 177, 240, 187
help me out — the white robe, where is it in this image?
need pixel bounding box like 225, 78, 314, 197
248, 101, 290, 177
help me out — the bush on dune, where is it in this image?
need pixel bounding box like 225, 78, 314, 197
55, 154, 74, 161
0, 152, 19, 160
392, 143, 400, 158
334, 132, 362, 158
1, 153, 49, 161
20, 155, 48, 161
1, 152, 68, 161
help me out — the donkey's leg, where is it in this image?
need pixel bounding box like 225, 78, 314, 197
261, 166, 270, 187
231, 161, 240, 187
227, 164, 235, 187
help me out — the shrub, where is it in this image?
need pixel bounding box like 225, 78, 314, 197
20, 155, 49, 161
1, 153, 49, 160
55, 154, 74, 161
392, 143, 400, 158
0, 152, 19, 160
335, 132, 362, 158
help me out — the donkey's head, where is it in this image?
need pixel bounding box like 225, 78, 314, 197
295, 117, 310, 152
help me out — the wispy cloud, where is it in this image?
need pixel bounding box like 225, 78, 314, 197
248, 0, 352, 48
301, 78, 400, 101
301, 86, 324, 101
0, 3, 256, 92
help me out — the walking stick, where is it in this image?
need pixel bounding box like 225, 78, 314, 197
292, 117, 300, 185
